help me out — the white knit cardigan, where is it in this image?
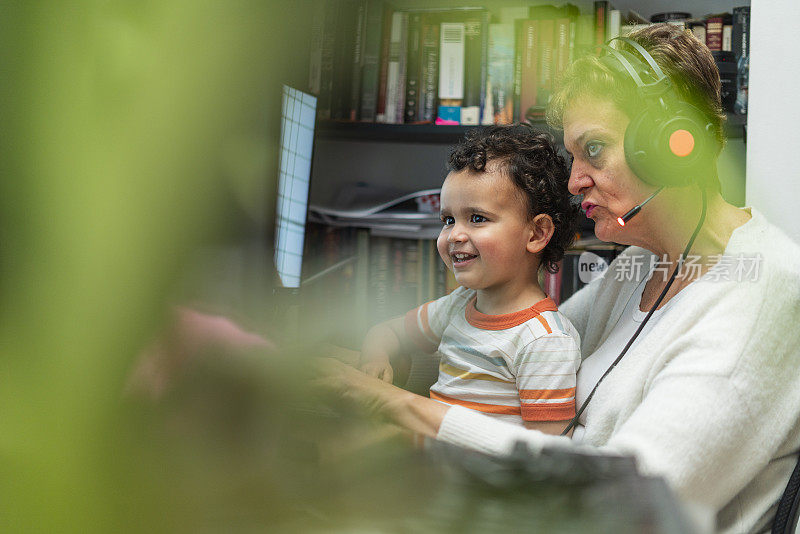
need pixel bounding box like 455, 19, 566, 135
436, 209, 800, 533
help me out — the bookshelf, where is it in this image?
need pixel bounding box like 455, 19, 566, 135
301, 0, 751, 347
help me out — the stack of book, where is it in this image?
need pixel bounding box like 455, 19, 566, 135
309, 2, 597, 127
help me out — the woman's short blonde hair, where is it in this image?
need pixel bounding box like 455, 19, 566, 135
546, 23, 726, 153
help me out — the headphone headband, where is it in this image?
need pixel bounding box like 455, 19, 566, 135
610, 37, 667, 80
600, 38, 671, 97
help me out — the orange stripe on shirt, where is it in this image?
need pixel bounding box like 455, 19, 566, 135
535, 314, 552, 334
519, 387, 575, 400
521, 400, 575, 421
430, 391, 522, 416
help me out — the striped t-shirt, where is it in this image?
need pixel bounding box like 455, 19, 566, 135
404, 286, 581, 425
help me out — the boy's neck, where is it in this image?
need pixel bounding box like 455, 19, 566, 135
475, 280, 548, 316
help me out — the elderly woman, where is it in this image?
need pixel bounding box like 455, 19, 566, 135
321, 24, 800, 534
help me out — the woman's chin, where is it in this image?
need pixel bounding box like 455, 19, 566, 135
593, 217, 625, 244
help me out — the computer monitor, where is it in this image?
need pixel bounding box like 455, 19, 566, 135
274, 85, 316, 288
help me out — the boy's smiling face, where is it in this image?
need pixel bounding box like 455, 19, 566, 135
437, 164, 540, 297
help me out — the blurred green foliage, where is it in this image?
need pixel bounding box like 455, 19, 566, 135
0, 2, 314, 531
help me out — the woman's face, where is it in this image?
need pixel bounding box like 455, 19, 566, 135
563, 96, 656, 244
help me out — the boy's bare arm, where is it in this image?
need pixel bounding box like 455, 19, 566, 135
359, 316, 415, 385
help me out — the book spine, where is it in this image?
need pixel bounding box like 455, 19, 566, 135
419, 14, 440, 122
477, 10, 490, 125
439, 22, 465, 100
512, 20, 524, 122
722, 23, 732, 52
375, 5, 394, 122
574, 13, 595, 59
488, 23, 514, 125
519, 19, 539, 121
394, 12, 409, 123
369, 236, 391, 324
354, 229, 371, 338
462, 18, 482, 124
690, 22, 706, 44
316, 0, 338, 120
360, 0, 385, 122
555, 17, 571, 86
731, 7, 750, 61
606, 9, 621, 41
308, 5, 325, 95
385, 11, 407, 123
416, 238, 428, 306
404, 11, 422, 123
537, 19, 554, 108
391, 239, 404, 313
594, 1, 607, 47
568, 16, 577, 63
705, 16, 723, 51
427, 240, 437, 302
402, 240, 419, 311
332, 2, 358, 120
349, 0, 367, 121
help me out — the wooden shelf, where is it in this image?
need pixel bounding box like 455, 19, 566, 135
315, 114, 745, 144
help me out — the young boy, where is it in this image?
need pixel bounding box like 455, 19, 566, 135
360, 125, 581, 434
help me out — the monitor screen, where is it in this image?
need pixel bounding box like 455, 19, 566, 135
274, 85, 316, 288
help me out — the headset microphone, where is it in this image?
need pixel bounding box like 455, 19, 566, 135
617, 186, 664, 226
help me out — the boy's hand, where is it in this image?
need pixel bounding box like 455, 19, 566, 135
360, 357, 394, 384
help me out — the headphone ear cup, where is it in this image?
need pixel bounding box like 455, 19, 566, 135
624, 102, 716, 188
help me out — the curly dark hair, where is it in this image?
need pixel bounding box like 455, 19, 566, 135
447, 124, 578, 274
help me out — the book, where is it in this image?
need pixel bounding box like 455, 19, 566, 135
514, 19, 538, 122
462, 17, 483, 124
705, 16, 724, 51
355, 228, 371, 336
606, 9, 621, 41
349, 0, 367, 121
308, 5, 325, 95
594, 1, 609, 47
384, 11, 408, 123
375, 4, 395, 122
418, 14, 440, 122
404, 11, 422, 123
537, 18, 555, 108
314, 0, 339, 120
688, 20, 706, 43
331, 1, 359, 120
464, 10, 489, 125
439, 22, 465, 100
573, 13, 595, 59
488, 23, 515, 125
722, 23, 732, 52
359, 0, 386, 122
402, 239, 420, 310
369, 235, 391, 323
731, 7, 750, 62
554, 18, 571, 85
